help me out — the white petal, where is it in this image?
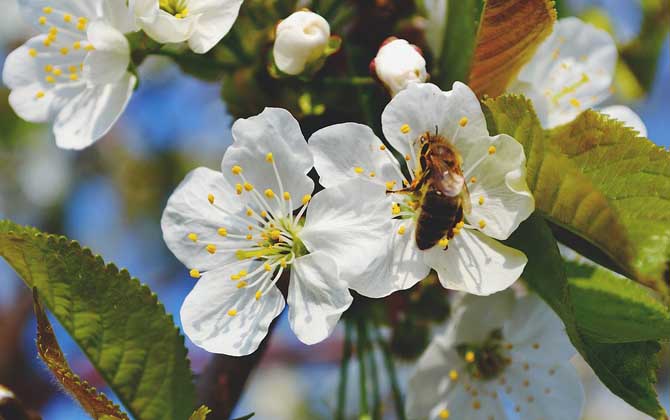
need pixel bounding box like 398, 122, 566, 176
19, 0, 103, 29
424, 229, 526, 295
102, 0, 138, 33
273, 11, 330, 75
222, 108, 314, 217
287, 252, 352, 345
180, 260, 285, 356
462, 134, 534, 240
381, 82, 488, 170
308, 123, 404, 189
83, 20, 130, 85
2, 36, 42, 90
134, 0, 195, 44
504, 293, 576, 363
53, 72, 135, 149
599, 105, 648, 137
301, 179, 392, 295
442, 291, 516, 345
374, 39, 428, 96
161, 167, 246, 271
511, 17, 617, 128
504, 362, 584, 420
187, 0, 243, 54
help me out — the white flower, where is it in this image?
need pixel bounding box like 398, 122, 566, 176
162, 108, 391, 356
406, 291, 585, 420
2, 0, 137, 150
509, 17, 647, 136
372, 38, 428, 96
133, 0, 243, 53
273, 10, 330, 76
309, 82, 533, 298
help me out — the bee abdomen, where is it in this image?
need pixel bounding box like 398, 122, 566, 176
415, 190, 463, 250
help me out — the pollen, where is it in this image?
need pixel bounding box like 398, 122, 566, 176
188, 233, 198, 242
44, 64, 53, 72
459, 117, 469, 127
43, 6, 53, 14
243, 182, 253, 191
29, 48, 38, 57
283, 192, 291, 201
237, 281, 247, 289
231, 274, 241, 281
235, 183, 243, 195
264, 189, 275, 198
227, 309, 237, 317
478, 220, 487, 229
52, 68, 62, 76
218, 228, 228, 237
465, 351, 476, 363
397, 225, 406, 235
206, 244, 216, 254
400, 124, 411, 134
265, 152, 274, 163
478, 196, 485, 205
231, 165, 243, 175
73, 41, 81, 50
354, 167, 364, 174
43, 39, 52, 47
439, 238, 449, 248
391, 203, 400, 215
260, 210, 268, 218
385, 181, 396, 190
77, 22, 86, 31
63, 13, 72, 22
255, 291, 262, 300
301, 194, 312, 205
405, 154, 411, 161
449, 370, 458, 381
369, 171, 376, 178
280, 258, 288, 268
45, 75, 55, 83
38, 16, 47, 25
239, 270, 248, 277
60, 47, 69, 55
245, 233, 253, 240
379, 144, 386, 151
35, 91, 46, 99
470, 176, 477, 184
488, 146, 496, 155
270, 230, 281, 240
84, 44, 95, 51
439, 409, 450, 419
569, 98, 581, 108
247, 225, 253, 231
68, 65, 78, 73
190, 269, 201, 278
472, 401, 481, 410
264, 263, 272, 271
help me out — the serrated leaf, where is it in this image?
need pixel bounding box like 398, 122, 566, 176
468, 0, 556, 97
188, 406, 211, 420
507, 215, 666, 419
0, 221, 196, 420
547, 110, 670, 288
567, 261, 670, 343
482, 94, 637, 280
33, 289, 129, 420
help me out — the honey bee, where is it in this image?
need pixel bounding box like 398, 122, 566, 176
410, 130, 471, 250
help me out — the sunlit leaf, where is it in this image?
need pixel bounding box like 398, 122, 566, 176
33, 289, 129, 420
468, 0, 556, 97
0, 221, 196, 420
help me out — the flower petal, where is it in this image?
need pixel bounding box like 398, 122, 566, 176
443, 291, 516, 345
599, 105, 648, 137
134, 0, 195, 44
161, 167, 246, 271
309, 122, 404, 189
381, 82, 488, 170
511, 17, 617, 128
222, 108, 314, 216
462, 133, 534, 240
301, 178, 392, 296
83, 20, 130, 85
287, 252, 352, 345
180, 260, 285, 356
187, 0, 243, 54
53, 71, 135, 149
19, 0, 103, 30
423, 229, 526, 295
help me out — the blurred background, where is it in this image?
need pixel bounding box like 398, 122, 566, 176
0, 0, 668, 419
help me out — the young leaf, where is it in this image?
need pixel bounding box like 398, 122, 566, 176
482, 94, 637, 281
33, 289, 129, 420
507, 215, 666, 419
468, 0, 556, 97
567, 261, 670, 343
548, 110, 670, 290
0, 221, 196, 420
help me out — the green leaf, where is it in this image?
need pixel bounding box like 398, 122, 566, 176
567, 261, 670, 343
188, 406, 212, 420
0, 221, 196, 420
507, 215, 666, 419
33, 289, 129, 420
482, 94, 637, 281
468, 0, 556, 97
548, 109, 670, 290
434, 0, 483, 88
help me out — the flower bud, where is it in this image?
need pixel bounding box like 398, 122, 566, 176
273, 11, 331, 76
372, 38, 428, 96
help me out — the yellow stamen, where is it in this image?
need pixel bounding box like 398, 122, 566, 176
218, 228, 228, 237
84, 44, 95, 51
439, 409, 450, 419
269, 230, 281, 240
73, 41, 81, 50
63, 14, 72, 23
237, 281, 247, 289
43, 7, 53, 14
68, 65, 78, 73
35, 91, 46, 99
190, 269, 201, 278
235, 183, 243, 195
239, 270, 248, 277
404, 154, 411, 161
38, 16, 47, 25
488, 146, 496, 155
264, 189, 275, 198
369, 172, 376, 178
391, 203, 401, 215
478, 196, 485, 205
60, 47, 69, 55
227, 309, 237, 317
208, 193, 215, 204
260, 210, 268, 218
243, 182, 253, 191
459, 117, 469, 127
379, 144, 386, 151
188, 233, 198, 242
465, 351, 476, 363
255, 291, 262, 300
397, 225, 406, 235
354, 167, 364, 174
283, 192, 291, 201
231, 165, 242, 175
44, 64, 53, 72
52, 68, 62, 76
245, 234, 253, 240
569, 98, 581, 108
400, 124, 411, 134
246, 208, 254, 217
449, 370, 458, 381
45, 75, 56, 83
478, 220, 487, 229
206, 244, 216, 254
439, 238, 449, 248
29, 48, 38, 57
265, 152, 274, 163
385, 181, 396, 190
264, 263, 272, 271
301, 195, 311, 205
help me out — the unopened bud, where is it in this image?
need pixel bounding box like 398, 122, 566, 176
372, 38, 428, 96
273, 11, 331, 76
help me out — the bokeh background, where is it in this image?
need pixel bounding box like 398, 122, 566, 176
0, 0, 668, 419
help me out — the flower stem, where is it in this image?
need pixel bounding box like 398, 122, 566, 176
356, 317, 370, 419
373, 323, 407, 420
335, 320, 353, 420
321, 77, 377, 87
363, 321, 382, 419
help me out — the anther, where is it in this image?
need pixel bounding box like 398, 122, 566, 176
280, 258, 287, 268
397, 225, 406, 235
569, 98, 581, 108
488, 146, 496, 155
44, 64, 53, 72
218, 228, 228, 237
283, 192, 291, 201
231, 165, 242, 175
379, 145, 386, 151
38, 16, 47, 25
73, 41, 81, 50
255, 291, 262, 300
208, 194, 215, 204
478, 196, 485, 205
63, 14, 72, 23
404, 154, 411, 161
227, 309, 237, 317
470, 176, 477, 183
260, 210, 268, 218
43, 7, 53, 14
439, 238, 449, 248
391, 203, 400, 215
400, 124, 410, 134
478, 220, 487, 229
237, 281, 247, 289
245, 234, 253, 240
190, 269, 201, 278
354, 167, 364, 174
301, 195, 311, 205
439, 409, 450, 419
449, 370, 458, 381
235, 184, 243, 195
369, 171, 376, 178
206, 244, 216, 254
60, 47, 69, 55
188, 233, 198, 242
459, 117, 469, 127
264, 189, 275, 198
264, 263, 272, 271
465, 351, 476, 363
385, 181, 396, 190
35, 91, 45, 99
270, 230, 281, 240
265, 153, 274, 163
244, 182, 253, 191
29, 48, 38, 57
53, 68, 62, 76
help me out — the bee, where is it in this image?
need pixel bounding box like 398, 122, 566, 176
411, 130, 471, 250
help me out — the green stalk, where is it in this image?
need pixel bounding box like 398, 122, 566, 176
363, 321, 382, 419
373, 323, 407, 420
335, 320, 353, 420
356, 318, 370, 419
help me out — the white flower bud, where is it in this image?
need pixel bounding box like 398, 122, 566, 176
373, 38, 428, 96
273, 11, 331, 76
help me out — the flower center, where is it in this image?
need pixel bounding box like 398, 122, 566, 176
159, 0, 189, 18
457, 329, 509, 380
